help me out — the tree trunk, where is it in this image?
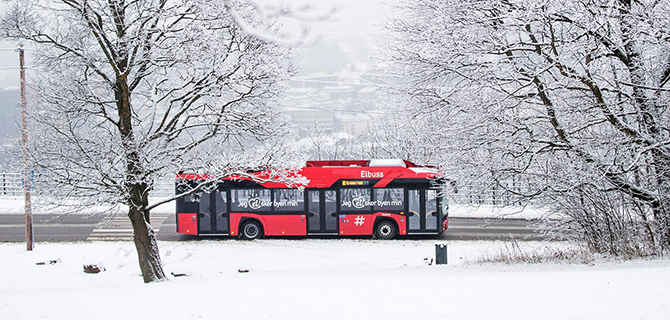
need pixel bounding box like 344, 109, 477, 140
115, 66, 167, 282
128, 182, 166, 283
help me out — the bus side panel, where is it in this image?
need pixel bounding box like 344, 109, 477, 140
262, 215, 307, 236
374, 212, 407, 236
441, 215, 449, 234
229, 213, 260, 237
399, 214, 407, 236
177, 213, 198, 235
229, 213, 306, 237
339, 213, 374, 236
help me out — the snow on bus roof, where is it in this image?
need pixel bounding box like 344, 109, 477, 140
409, 167, 439, 173
369, 159, 407, 167
305, 160, 369, 167
304, 159, 434, 168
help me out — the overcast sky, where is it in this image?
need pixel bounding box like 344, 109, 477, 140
0, 45, 20, 90
0, 0, 395, 89
298, 0, 393, 40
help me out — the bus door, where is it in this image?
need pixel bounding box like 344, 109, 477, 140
407, 189, 439, 233
197, 190, 229, 235
307, 190, 338, 234
424, 190, 439, 231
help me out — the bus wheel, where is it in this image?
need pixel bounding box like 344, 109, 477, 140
240, 220, 262, 240
375, 220, 397, 240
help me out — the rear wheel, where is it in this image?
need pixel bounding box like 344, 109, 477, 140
240, 220, 262, 240
375, 220, 397, 240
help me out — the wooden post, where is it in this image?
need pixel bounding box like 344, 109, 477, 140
19, 44, 33, 251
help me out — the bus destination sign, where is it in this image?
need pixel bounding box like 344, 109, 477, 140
342, 180, 371, 187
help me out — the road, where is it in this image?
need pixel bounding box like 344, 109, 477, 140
444, 218, 547, 241
0, 215, 548, 242
0, 214, 100, 242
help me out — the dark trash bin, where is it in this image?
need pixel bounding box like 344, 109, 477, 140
435, 244, 447, 265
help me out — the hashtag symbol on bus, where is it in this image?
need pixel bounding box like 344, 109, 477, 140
354, 216, 365, 226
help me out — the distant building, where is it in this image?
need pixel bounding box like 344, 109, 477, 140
287, 110, 339, 138
284, 72, 383, 140
338, 113, 373, 137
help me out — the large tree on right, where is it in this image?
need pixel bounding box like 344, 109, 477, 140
384, 0, 670, 254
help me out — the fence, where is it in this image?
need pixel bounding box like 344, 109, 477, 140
449, 184, 529, 206
0, 173, 175, 198
0, 173, 22, 197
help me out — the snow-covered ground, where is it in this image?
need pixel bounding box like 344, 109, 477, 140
1, 239, 668, 320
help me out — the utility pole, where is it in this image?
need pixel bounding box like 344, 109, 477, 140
19, 44, 33, 251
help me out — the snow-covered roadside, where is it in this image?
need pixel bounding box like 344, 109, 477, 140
1, 240, 668, 320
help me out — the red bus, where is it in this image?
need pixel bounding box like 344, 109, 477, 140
175, 159, 448, 239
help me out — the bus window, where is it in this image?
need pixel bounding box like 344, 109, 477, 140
274, 189, 305, 212
440, 192, 449, 218
374, 188, 404, 211
340, 188, 371, 211
231, 189, 272, 212
408, 190, 420, 230
186, 192, 199, 203
426, 190, 438, 230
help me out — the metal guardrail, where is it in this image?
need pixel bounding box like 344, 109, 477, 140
152, 180, 174, 198
0, 173, 22, 197
450, 194, 523, 206
0, 173, 175, 198
449, 184, 532, 206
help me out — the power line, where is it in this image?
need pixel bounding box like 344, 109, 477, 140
290, 77, 387, 87
0, 48, 34, 52
0, 66, 38, 70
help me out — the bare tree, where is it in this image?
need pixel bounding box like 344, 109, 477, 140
306, 120, 328, 160
383, 0, 670, 253
1, 0, 304, 282
303, 120, 358, 160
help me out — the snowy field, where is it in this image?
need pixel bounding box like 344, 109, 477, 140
1, 239, 669, 320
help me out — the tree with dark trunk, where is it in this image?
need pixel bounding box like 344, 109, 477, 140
1, 0, 301, 282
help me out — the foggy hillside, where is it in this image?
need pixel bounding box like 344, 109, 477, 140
0, 89, 19, 168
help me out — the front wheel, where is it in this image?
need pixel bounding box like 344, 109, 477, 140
240, 220, 263, 240
375, 220, 397, 240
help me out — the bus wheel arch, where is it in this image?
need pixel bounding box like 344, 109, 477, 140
239, 218, 264, 240
374, 218, 398, 240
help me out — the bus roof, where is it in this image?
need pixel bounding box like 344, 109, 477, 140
177, 159, 442, 189
305, 159, 436, 168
